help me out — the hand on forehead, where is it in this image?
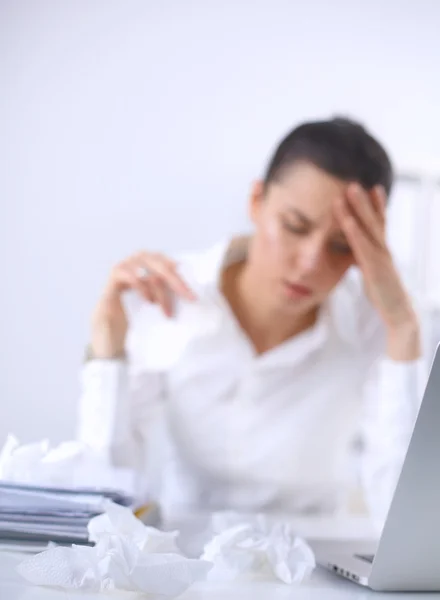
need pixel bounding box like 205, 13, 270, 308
273, 162, 385, 233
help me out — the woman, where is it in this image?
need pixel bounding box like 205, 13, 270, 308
78, 117, 421, 521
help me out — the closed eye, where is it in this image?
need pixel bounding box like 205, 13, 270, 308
330, 240, 352, 255
281, 218, 309, 235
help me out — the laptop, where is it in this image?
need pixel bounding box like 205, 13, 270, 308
314, 345, 440, 591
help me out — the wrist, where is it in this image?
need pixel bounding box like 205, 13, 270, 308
90, 297, 127, 360
385, 315, 421, 362
86, 343, 126, 361
89, 325, 127, 360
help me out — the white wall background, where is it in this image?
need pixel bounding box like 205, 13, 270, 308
1, 0, 440, 444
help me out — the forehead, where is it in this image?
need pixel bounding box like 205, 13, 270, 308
269, 162, 348, 221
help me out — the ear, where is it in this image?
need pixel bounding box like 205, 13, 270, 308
249, 180, 265, 224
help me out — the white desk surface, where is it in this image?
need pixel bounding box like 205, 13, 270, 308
1, 515, 439, 600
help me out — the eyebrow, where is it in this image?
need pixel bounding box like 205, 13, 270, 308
287, 207, 348, 241
287, 207, 315, 226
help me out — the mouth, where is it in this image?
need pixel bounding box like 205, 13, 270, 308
282, 280, 313, 298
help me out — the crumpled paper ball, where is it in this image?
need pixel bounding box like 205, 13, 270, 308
17, 502, 212, 597
201, 513, 316, 584
87, 500, 178, 553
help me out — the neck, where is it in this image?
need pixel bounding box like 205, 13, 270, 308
223, 261, 319, 354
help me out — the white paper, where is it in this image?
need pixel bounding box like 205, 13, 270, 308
0, 434, 134, 493
87, 500, 179, 553
17, 502, 212, 596
201, 513, 316, 584
0, 484, 111, 512
125, 287, 222, 371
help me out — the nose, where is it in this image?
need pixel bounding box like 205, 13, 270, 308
295, 237, 326, 275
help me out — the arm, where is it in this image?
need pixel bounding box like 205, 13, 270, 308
76, 250, 195, 472
335, 183, 423, 523
352, 268, 423, 524
338, 270, 423, 523
352, 261, 422, 524
77, 357, 165, 472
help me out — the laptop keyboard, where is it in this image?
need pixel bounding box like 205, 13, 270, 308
355, 553, 375, 564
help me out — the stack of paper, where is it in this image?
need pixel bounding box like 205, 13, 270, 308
0, 481, 134, 549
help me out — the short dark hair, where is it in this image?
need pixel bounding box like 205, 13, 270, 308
263, 117, 393, 196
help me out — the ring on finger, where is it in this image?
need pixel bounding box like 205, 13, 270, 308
136, 266, 150, 280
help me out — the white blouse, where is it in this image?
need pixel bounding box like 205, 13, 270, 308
77, 239, 421, 521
